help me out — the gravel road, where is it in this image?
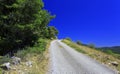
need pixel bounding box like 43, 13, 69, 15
48, 40, 117, 74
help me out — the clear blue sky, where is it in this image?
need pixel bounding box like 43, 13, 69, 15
43, 0, 120, 47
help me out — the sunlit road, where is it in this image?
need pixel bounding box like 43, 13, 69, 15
48, 40, 117, 74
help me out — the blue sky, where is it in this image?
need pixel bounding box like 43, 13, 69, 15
43, 0, 120, 47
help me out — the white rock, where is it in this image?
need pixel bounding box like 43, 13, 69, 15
1, 62, 11, 70
11, 56, 21, 65
108, 63, 111, 65
111, 61, 119, 67
26, 61, 32, 67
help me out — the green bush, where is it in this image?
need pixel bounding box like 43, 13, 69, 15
15, 39, 48, 59
105, 50, 113, 55
0, 55, 11, 65
76, 41, 81, 45
14, 49, 28, 59
88, 43, 95, 48
65, 37, 72, 41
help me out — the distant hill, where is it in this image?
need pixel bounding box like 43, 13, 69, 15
98, 46, 120, 54
79, 43, 120, 54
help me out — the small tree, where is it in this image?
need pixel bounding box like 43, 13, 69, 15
76, 41, 81, 45
88, 43, 95, 48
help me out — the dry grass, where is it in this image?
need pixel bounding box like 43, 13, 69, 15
1, 40, 51, 74
6, 52, 49, 74
62, 39, 120, 72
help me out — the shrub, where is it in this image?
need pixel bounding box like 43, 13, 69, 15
76, 41, 81, 45
105, 50, 113, 55
65, 37, 72, 41
14, 39, 48, 59
88, 43, 95, 48
0, 55, 11, 65
14, 49, 28, 59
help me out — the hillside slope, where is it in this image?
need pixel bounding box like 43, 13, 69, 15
99, 46, 120, 54
0, 39, 50, 74
62, 39, 120, 73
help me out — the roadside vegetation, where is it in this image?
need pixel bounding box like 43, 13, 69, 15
0, 39, 50, 74
0, 0, 58, 74
62, 38, 120, 72
97, 48, 120, 60
0, 0, 58, 56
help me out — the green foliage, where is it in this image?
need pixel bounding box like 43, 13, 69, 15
76, 41, 81, 45
0, 0, 58, 55
14, 39, 48, 59
65, 37, 72, 41
100, 49, 120, 60
99, 46, 120, 54
0, 55, 11, 65
62, 39, 86, 54
88, 43, 95, 48
43, 26, 58, 39
105, 50, 113, 55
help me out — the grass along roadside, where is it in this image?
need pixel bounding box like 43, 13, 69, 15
62, 39, 120, 72
0, 39, 51, 74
